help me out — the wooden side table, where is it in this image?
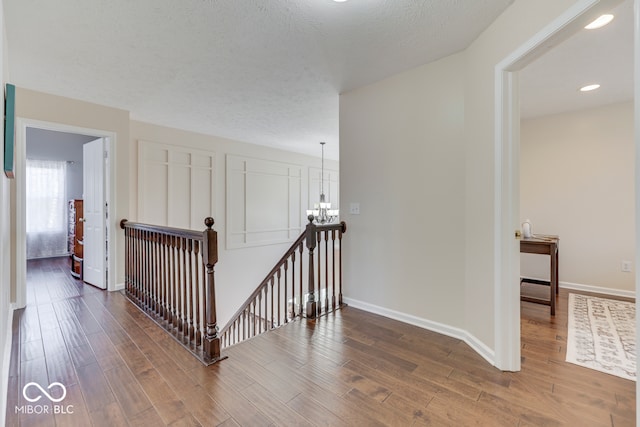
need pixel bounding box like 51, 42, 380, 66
520, 235, 559, 315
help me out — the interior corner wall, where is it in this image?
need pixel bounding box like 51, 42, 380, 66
129, 120, 337, 327
0, 0, 12, 424
339, 52, 467, 329
463, 0, 581, 350
521, 102, 635, 293
340, 0, 582, 359
13, 88, 130, 288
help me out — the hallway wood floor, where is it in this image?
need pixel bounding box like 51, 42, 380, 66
5, 257, 636, 426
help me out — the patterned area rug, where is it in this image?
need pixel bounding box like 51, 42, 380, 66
566, 293, 636, 381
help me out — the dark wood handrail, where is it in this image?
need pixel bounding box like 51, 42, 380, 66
119, 219, 202, 240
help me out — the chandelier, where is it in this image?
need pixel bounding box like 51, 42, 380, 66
307, 142, 339, 224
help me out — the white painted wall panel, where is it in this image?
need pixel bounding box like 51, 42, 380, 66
141, 162, 168, 225
247, 173, 289, 230
131, 120, 338, 332
191, 167, 213, 228
227, 155, 303, 248
138, 140, 214, 230
168, 164, 191, 229
289, 169, 302, 239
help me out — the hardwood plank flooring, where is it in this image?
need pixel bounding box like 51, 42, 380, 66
5, 257, 636, 426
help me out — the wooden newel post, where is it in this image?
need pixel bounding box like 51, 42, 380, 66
120, 219, 129, 295
202, 217, 221, 361
305, 215, 317, 319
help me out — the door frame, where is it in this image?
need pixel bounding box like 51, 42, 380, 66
494, 0, 637, 371
14, 118, 116, 308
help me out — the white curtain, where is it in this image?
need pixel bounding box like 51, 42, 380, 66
26, 159, 68, 259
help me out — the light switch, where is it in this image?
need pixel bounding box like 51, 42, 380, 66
349, 203, 360, 215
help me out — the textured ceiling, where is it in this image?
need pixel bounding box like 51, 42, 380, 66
8, 0, 628, 159
4, 0, 515, 159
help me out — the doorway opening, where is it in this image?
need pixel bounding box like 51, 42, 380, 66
15, 120, 116, 309
493, 0, 638, 371
24, 129, 97, 305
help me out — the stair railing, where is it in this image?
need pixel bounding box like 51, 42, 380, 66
219, 216, 347, 348
120, 217, 224, 365
120, 215, 347, 360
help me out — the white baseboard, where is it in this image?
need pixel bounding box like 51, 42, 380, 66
1, 303, 15, 427
342, 297, 496, 368
559, 281, 635, 299
114, 282, 125, 291
522, 276, 635, 299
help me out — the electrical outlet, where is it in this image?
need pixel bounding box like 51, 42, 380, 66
349, 203, 360, 215
621, 260, 632, 273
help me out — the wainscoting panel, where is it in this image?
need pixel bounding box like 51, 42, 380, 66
140, 160, 169, 226
227, 155, 302, 249
138, 141, 215, 230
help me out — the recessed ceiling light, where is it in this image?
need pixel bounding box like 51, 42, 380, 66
333, 0, 348, 2
585, 14, 614, 29
579, 84, 601, 92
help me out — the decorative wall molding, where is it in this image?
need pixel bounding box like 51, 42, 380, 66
138, 140, 215, 230
227, 155, 303, 249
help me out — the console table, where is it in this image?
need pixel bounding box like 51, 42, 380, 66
68, 199, 84, 279
520, 235, 559, 315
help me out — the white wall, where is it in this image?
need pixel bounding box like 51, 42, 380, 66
340, 52, 467, 329
4, 0, 630, 379
340, 0, 581, 360
0, 0, 12, 424
12, 88, 130, 298
521, 102, 635, 293
130, 120, 338, 328
7, 86, 337, 340
463, 0, 578, 351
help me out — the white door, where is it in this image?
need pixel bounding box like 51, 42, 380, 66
83, 138, 106, 289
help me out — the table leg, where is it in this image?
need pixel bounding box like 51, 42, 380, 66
550, 243, 557, 315
555, 246, 559, 295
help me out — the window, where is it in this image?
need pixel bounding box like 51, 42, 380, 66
26, 159, 68, 259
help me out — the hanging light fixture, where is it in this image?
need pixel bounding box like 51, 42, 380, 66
307, 142, 339, 224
